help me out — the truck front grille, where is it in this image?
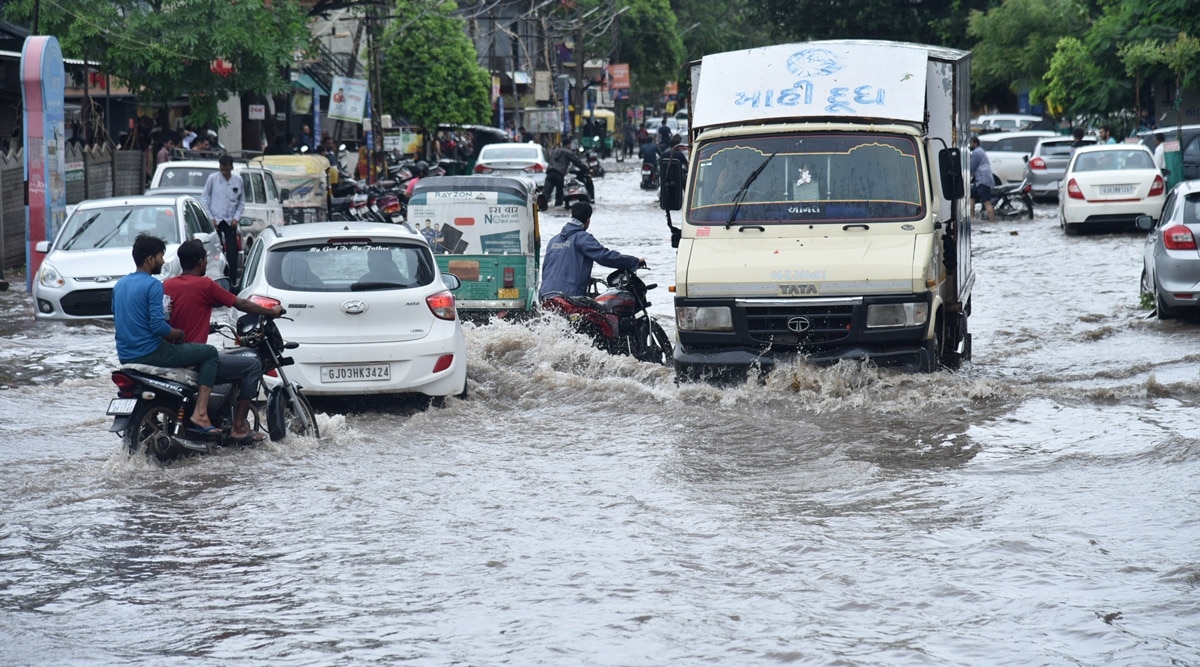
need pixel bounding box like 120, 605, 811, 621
744, 303, 854, 349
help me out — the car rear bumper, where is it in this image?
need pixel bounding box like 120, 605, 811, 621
285, 330, 468, 396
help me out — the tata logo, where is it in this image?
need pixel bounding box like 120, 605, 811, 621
778, 283, 819, 296
787, 317, 812, 333
341, 299, 369, 315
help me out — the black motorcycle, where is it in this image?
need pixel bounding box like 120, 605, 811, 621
107, 314, 319, 462
564, 166, 595, 206
639, 161, 659, 190
541, 268, 673, 365
583, 139, 606, 178
992, 179, 1035, 219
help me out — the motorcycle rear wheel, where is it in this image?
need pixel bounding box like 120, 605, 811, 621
267, 385, 320, 441
125, 399, 186, 462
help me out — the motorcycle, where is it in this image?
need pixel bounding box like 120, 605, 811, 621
583, 138, 605, 178
541, 268, 673, 365
564, 166, 595, 206
991, 179, 1035, 220
639, 161, 659, 190
106, 314, 319, 462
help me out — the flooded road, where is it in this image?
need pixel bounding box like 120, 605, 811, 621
1, 158, 1198, 665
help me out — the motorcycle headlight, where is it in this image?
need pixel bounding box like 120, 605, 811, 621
866, 302, 928, 328
677, 306, 733, 331
37, 262, 64, 288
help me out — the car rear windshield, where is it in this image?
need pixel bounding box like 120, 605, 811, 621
1073, 150, 1155, 172
265, 241, 436, 292
687, 132, 925, 225
158, 167, 217, 188
57, 205, 181, 250
482, 146, 540, 161
1040, 139, 1095, 158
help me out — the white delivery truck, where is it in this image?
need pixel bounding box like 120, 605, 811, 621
662, 40, 973, 378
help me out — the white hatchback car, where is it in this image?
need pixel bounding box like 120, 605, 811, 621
237, 221, 467, 400
1059, 144, 1167, 235
32, 194, 228, 320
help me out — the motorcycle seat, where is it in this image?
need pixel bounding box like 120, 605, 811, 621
121, 363, 198, 386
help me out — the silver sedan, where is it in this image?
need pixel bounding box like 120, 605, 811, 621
1138, 179, 1200, 319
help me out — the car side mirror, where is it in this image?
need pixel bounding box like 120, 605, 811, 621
1023, 155, 1029, 164
938, 147, 966, 200
442, 272, 461, 290
35, 240, 49, 253
279, 188, 290, 201
1161, 168, 1171, 177
1135, 215, 1154, 231
240, 216, 261, 228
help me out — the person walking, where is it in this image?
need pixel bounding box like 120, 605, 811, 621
545, 136, 588, 209
201, 154, 245, 283
969, 135, 995, 223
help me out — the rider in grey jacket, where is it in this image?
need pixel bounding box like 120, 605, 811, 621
539, 203, 643, 300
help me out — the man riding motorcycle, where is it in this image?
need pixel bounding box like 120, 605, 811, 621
539, 202, 644, 301
545, 136, 590, 209
639, 139, 662, 185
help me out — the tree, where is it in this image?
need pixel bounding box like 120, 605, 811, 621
3, 0, 311, 130
1161, 32, 1200, 142
610, 0, 685, 104
1042, 36, 1100, 120
379, 0, 491, 132
751, 0, 989, 50
1118, 39, 1164, 118
967, 0, 1088, 104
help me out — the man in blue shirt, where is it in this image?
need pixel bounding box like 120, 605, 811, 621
112, 234, 220, 432
201, 154, 245, 282
539, 202, 644, 300
968, 136, 995, 223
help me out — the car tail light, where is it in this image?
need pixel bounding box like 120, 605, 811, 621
1150, 175, 1165, 197
248, 295, 282, 309
1163, 225, 1197, 250
1029, 157, 1046, 170
474, 164, 494, 174
1066, 178, 1085, 200
523, 163, 544, 173
432, 354, 454, 373
426, 290, 457, 320
1021, 182, 1032, 195
503, 266, 515, 288
111, 371, 136, 397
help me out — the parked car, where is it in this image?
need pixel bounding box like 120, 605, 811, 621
237, 221, 467, 401
1137, 124, 1200, 182
471, 142, 548, 187
645, 116, 680, 140
972, 114, 1043, 133
1024, 135, 1098, 200
978, 130, 1057, 184
32, 193, 229, 320
1059, 144, 1166, 235
149, 159, 285, 255
674, 108, 690, 134
1137, 179, 1200, 319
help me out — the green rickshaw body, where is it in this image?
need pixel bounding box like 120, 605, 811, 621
407, 176, 541, 319
576, 109, 616, 153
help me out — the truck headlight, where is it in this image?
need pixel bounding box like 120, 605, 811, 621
866, 302, 928, 328
677, 306, 733, 331
37, 262, 64, 288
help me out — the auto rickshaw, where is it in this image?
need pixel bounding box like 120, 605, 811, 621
250, 155, 335, 225
575, 109, 615, 157
406, 175, 540, 320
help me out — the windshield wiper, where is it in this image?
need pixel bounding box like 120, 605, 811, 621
725, 152, 777, 230
93, 211, 133, 248
59, 213, 100, 250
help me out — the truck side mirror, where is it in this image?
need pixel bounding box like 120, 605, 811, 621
659, 156, 684, 211
938, 147, 965, 200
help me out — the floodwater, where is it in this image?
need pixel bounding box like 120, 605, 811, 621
1, 157, 1198, 666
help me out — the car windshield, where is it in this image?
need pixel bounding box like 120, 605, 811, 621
1183, 193, 1200, 225
1073, 150, 1155, 172
1040, 140, 1088, 158
265, 241, 436, 292
157, 167, 217, 188
482, 146, 540, 161
687, 132, 925, 224
57, 205, 180, 250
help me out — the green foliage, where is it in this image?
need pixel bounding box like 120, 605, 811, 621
750, 0, 989, 49
967, 0, 1088, 101
611, 0, 686, 101
1043, 37, 1099, 118
380, 0, 491, 131
3, 0, 311, 129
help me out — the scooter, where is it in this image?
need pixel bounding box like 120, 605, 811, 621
541, 268, 673, 365
106, 314, 319, 462
583, 138, 606, 178
564, 166, 595, 206
640, 161, 659, 190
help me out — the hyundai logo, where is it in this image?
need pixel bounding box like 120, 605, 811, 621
786, 316, 811, 333
341, 299, 368, 315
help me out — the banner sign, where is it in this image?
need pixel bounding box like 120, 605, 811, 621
408, 190, 533, 256
21, 36, 66, 289
608, 63, 630, 89
328, 75, 368, 123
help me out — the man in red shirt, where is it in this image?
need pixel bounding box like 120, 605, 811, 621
164, 239, 284, 442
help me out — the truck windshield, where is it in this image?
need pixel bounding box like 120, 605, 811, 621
687, 133, 925, 225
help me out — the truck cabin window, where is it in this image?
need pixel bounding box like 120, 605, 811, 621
687, 134, 925, 224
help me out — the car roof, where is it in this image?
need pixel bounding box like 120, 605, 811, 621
73, 193, 196, 209
978, 130, 1056, 141
158, 159, 266, 171
1072, 143, 1152, 155
976, 114, 1042, 121
478, 142, 544, 154
261, 220, 427, 245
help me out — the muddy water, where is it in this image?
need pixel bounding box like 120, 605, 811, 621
1, 159, 1198, 665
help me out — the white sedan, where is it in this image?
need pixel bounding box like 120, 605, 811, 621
237, 221, 467, 401
1059, 144, 1167, 235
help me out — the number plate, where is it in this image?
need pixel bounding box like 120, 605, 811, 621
107, 398, 138, 415
497, 288, 520, 299
1100, 185, 1135, 195
320, 364, 391, 383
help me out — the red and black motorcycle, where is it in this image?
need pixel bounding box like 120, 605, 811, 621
541, 268, 672, 365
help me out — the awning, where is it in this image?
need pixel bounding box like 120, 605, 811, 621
293, 73, 328, 98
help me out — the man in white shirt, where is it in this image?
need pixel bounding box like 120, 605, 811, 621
1153, 133, 1167, 171
201, 154, 245, 282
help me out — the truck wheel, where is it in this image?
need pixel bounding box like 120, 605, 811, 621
917, 328, 942, 373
